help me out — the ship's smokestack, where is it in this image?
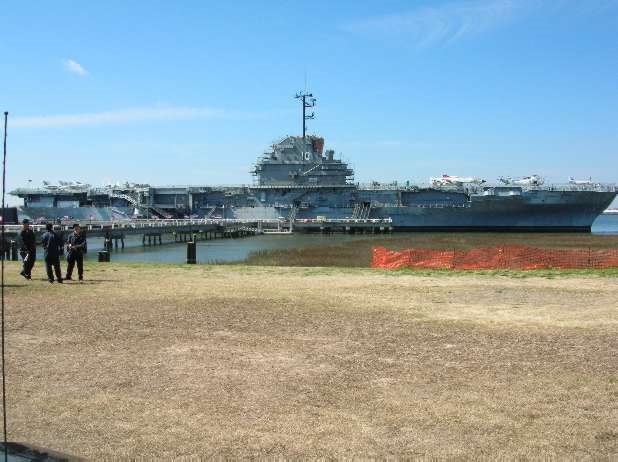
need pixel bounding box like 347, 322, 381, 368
312, 137, 324, 156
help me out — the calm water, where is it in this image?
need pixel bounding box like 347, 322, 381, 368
81, 233, 372, 264
592, 213, 618, 234
36, 214, 618, 265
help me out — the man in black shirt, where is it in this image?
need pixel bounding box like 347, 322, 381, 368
19, 218, 36, 280
66, 223, 86, 282
41, 223, 63, 284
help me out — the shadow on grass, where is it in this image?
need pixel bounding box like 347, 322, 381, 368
62, 280, 114, 285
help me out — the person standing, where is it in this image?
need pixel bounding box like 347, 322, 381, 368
41, 223, 63, 284
19, 218, 36, 280
65, 223, 86, 282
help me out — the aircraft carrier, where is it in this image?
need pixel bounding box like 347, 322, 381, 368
11, 93, 617, 232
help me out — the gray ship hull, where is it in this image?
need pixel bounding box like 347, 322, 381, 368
16, 188, 615, 232
229, 190, 616, 232
381, 190, 616, 232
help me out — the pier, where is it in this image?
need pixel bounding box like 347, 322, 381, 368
292, 218, 393, 234
3, 218, 272, 248
2, 217, 393, 255
1, 216, 393, 262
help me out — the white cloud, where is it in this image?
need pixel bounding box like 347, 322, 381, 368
11, 106, 238, 128
64, 59, 88, 76
342, 0, 520, 46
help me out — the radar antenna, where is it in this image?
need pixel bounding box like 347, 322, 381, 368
294, 91, 316, 139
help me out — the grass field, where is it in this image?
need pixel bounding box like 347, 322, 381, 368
4, 261, 618, 458
242, 232, 618, 267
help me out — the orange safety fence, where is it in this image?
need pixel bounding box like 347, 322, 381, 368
372, 245, 618, 270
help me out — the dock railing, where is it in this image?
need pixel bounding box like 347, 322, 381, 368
3, 218, 285, 234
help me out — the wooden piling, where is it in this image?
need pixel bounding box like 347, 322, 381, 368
186, 241, 196, 264
10, 240, 18, 261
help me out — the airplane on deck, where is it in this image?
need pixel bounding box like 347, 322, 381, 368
430, 174, 486, 187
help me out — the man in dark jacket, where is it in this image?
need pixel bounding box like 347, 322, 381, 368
41, 223, 63, 284
65, 223, 86, 281
19, 219, 36, 280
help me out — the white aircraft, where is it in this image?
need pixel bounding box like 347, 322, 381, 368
42, 180, 59, 190
103, 181, 124, 189
569, 176, 593, 185
499, 175, 544, 186
430, 174, 485, 186
53, 180, 90, 191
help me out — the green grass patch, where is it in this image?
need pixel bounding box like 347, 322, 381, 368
379, 267, 618, 278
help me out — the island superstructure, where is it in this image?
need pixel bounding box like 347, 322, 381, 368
11, 94, 617, 232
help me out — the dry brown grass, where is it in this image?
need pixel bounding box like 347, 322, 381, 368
243, 232, 618, 267
4, 262, 618, 459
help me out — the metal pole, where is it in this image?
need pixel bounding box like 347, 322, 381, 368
1, 111, 8, 462
295, 92, 314, 139
302, 94, 306, 139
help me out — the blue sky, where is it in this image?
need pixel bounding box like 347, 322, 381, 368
2, 0, 617, 204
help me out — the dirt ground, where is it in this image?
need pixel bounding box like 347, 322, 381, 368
4, 262, 618, 458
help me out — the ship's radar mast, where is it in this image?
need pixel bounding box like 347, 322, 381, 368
294, 91, 316, 139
